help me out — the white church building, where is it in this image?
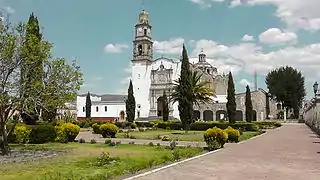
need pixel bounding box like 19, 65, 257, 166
76, 10, 228, 121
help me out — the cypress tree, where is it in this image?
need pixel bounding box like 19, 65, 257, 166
226, 72, 236, 123
162, 91, 169, 122
126, 80, 136, 122
178, 44, 193, 129
20, 13, 44, 124
245, 85, 253, 122
85, 92, 92, 119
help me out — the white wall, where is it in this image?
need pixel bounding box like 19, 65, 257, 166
76, 95, 125, 118
132, 58, 182, 119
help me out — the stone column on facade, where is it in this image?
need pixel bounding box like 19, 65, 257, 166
200, 111, 203, 121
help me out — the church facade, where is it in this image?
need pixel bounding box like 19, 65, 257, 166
131, 10, 229, 120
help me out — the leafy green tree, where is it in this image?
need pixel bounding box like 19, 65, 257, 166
20, 13, 46, 125
40, 58, 83, 122
226, 72, 236, 123
266, 66, 305, 118
85, 92, 92, 119
162, 91, 169, 122
126, 80, 136, 122
0, 16, 83, 155
245, 85, 253, 122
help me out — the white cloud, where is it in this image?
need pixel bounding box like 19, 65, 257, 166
259, 28, 297, 45
190, 0, 320, 31
116, 64, 132, 94
241, 34, 254, 42
239, 78, 253, 87
104, 43, 129, 53
153, 38, 184, 54
4, 6, 15, 14
228, 0, 320, 31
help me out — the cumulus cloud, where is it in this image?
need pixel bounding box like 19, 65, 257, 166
189, 0, 320, 31
241, 34, 254, 42
259, 28, 297, 45
104, 43, 129, 53
239, 78, 253, 87
4, 6, 15, 14
153, 38, 184, 54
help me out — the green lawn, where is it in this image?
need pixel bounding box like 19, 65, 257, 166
0, 143, 203, 180
116, 130, 262, 142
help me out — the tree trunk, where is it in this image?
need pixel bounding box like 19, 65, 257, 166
0, 123, 10, 156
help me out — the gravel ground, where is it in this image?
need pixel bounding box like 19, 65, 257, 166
0, 149, 66, 165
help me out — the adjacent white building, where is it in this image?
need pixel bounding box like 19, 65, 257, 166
76, 94, 126, 121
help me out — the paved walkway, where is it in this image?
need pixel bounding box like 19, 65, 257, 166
127, 124, 320, 180
76, 131, 207, 147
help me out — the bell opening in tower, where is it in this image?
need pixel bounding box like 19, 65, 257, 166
138, 44, 143, 55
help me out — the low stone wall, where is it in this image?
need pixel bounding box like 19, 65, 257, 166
304, 100, 320, 135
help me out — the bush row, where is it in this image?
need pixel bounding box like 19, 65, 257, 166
136, 120, 281, 131
7, 122, 80, 144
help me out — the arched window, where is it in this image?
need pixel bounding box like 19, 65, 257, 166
144, 29, 147, 36
83, 107, 85, 112
138, 44, 143, 55
96, 106, 99, 112
104, 106, 107, 112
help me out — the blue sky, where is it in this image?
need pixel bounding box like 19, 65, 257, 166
1, 0, 320, 99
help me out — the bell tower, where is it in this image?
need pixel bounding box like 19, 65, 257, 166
132, 10, 153, 63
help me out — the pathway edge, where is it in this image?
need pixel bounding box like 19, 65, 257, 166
123, 127, 271, 180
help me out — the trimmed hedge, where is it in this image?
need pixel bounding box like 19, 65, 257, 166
135, 120, 281, 131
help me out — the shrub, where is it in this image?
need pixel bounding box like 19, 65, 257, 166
224, 126, 240, 143
156, 121, 183, 130
161, 135, 170, 141
90, 139, 97, 144
92, 123, 101, 134
114, 121, 131, 129
169, 140, 178, 150
29, 124, 56, 144
148, 142, 154, 146
204, 127, 228, 150
79, 138, 86, 143
135, 121, 154, 127
104, 139, 112, 144
55, 123, 80, 142
95, 152, 119, 167
99, 123, 119, 138
129, 141, 135, 145
172, 149, 181, 161
130, 122, 137, 129
14, 125, 31, 144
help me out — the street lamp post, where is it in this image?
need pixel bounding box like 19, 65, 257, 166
313, 81, 319, 130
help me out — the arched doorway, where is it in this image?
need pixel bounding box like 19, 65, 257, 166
157, 97, 163, 117
235, 110, 243, 121
203, 110, 213, 121
252, 110, 257, 121
216, 110, 227, 121
193, 110, 200, 120
120, 111, 125, 120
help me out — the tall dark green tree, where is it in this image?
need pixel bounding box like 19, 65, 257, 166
20, 13, 45, 125
226, 72, 236, 123
162, 91, 169, 122
265, 93, 270, 119
177, 45, 193, 129
245, 85, 253, 122
85, 92, 92, 119
126, 80, 136, 122
266, 66, 305, 118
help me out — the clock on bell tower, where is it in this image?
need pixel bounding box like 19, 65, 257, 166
132, 10, 153, 62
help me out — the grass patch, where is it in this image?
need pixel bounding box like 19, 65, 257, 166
0, 143, 203, 180
238, 131, 263, 141
117, 130, 261, 142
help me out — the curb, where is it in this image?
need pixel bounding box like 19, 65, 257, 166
123, 129, 271, 180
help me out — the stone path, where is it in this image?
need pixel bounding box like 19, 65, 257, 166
126, 124, 320, 180
76, 131, 207, 147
